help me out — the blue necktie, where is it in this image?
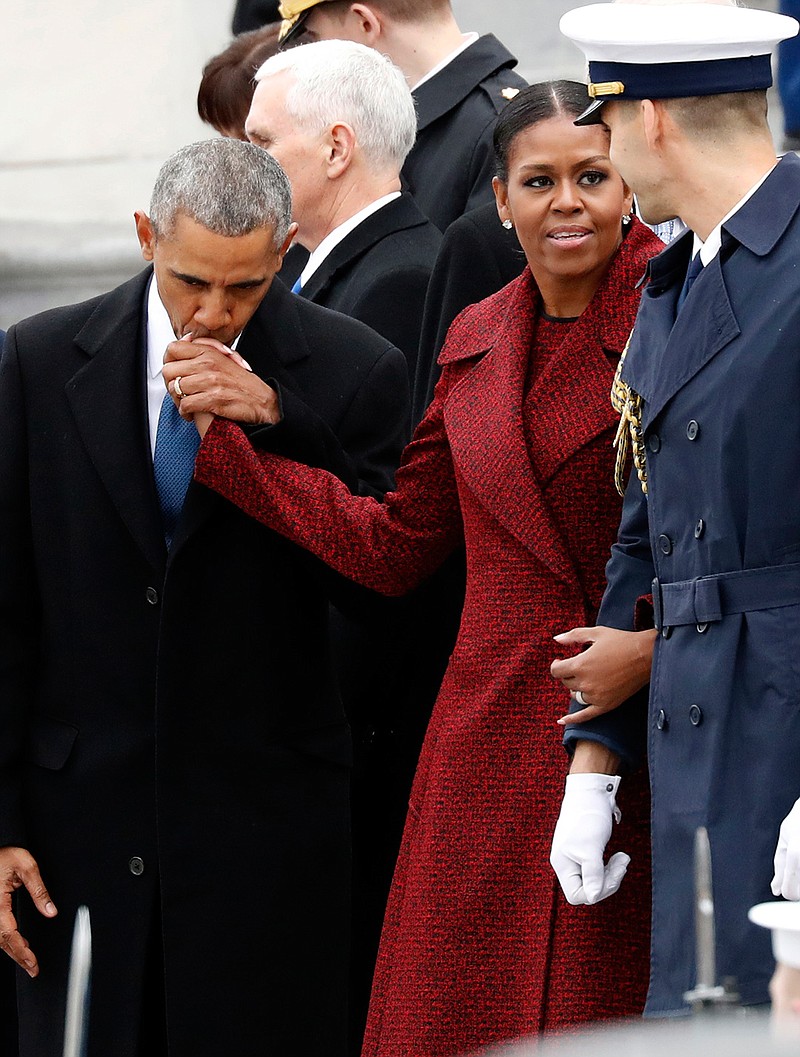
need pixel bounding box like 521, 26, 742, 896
677, 253, 704, 313
291, 277, 303, 294
153, 392, 201, 547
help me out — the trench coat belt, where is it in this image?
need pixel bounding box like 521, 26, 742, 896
652, 561, 800, 631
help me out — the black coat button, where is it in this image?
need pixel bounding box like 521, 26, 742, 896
128, 856, 145, 876
146, 587, 159, 606
694, 519, 705, 540
658, 534, 673, 555
647, 433, 661, 453
661, 625, 672, 639
696, 622, 709, 634
686, 420, 700, 441
656, 709, 669, 731
689, 705, 703, 727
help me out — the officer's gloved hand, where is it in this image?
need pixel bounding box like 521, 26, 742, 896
550, 772, 630, 905
772, 797, 800, 900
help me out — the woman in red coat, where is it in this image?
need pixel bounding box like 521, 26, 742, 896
175, 83, 663, 1054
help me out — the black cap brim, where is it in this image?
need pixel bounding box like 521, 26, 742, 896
279, 10, 311, 48
574, 97, 608, 126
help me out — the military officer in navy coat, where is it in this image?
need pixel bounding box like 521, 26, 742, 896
277, 0, 527, 232
552, 0, 800, 1019
0, 140, 408, 1057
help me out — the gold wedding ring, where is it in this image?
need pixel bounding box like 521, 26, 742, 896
174, 376, 185, 399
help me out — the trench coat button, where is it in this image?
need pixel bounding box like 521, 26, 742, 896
696, 622, 709, 634
686, 420, 700, 441
146, 587, 159, 606
661, 625, 672, 639
656, 709, 669, 731
689, 705, 704, 727
694, 519, 706, 540
647, 433, 661, 453
657, 534, 673, 555
128, 856, 145, 876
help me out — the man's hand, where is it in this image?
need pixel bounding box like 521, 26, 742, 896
550, 772, 629, 905
0, 846, 57, 977
162, 337, 281, 429
551, 626, 656, 725
773, 798, 800, 900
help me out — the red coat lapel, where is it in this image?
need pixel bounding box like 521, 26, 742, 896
527, 221, 661, 484
438, 220, 662, 589
441, 270, 580, 589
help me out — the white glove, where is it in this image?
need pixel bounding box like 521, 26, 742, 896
550, 772, 630, 905
772, 797, 800, 901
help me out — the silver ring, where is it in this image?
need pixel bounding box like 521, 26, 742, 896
174, 376, 185, 399
575, 690, 590, 707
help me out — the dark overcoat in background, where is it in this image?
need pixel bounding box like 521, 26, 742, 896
565, 152, 800, 1014
194, 221, 662, 1056
404, 35, 527, 232
412, 200, 528, 426
0, 270, 408, 1057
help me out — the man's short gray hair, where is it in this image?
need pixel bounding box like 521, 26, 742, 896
149, 139, 293, 246
255, 40, 416, 174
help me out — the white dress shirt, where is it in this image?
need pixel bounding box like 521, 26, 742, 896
692, 163, 777, 265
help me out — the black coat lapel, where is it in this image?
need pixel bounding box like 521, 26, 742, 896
65, 269, 166, 571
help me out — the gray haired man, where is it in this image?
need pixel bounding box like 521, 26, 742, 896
0, 138, 408, 1057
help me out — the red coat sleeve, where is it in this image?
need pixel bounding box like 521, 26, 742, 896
194, 376, 464, 596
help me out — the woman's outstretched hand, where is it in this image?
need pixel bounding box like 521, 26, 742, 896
550, 626, 656, 725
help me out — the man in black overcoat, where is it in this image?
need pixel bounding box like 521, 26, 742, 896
277, 0, 527, 231
0, 139, 408, 1057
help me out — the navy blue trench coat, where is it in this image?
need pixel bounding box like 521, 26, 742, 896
566, 151, 800, 1015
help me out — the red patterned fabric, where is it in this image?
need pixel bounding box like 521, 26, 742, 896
195, 219, 663, 1055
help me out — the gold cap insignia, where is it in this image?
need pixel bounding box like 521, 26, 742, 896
587, 81, 626, 99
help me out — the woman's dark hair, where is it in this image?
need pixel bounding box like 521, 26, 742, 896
197, 24, 282, 138
494, 80, 598, 181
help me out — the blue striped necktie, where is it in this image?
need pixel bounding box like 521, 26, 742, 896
153, 392, 201, 547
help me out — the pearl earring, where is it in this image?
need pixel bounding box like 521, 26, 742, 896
502, 219, 513, 230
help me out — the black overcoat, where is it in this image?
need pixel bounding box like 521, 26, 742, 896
565, 152, 800, 1014
403, 35, 527, 232
0, 269, 409, 1057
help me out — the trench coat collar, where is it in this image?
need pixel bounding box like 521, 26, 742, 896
66, 268, 312, 568
413, 34, 520, 132
299, 194, 429, 303
625, 154, 800, 427
440, 221, 659, 588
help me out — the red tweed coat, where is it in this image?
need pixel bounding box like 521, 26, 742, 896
195, 220, 662, 1056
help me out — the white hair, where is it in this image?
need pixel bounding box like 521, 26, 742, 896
149, 139, 293, 246
254, 39, 417, 173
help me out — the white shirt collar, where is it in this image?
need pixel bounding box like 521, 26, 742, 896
692, 163, 777, 266
411, 33, 480, 92
146, 274, 176, 379
299, 191, 401, 289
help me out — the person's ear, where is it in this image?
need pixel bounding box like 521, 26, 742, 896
641, 99, 664, 152
277, 222, 299, 260
348, 3, 383, 43
492, 176, 512, 227
621, 180, 634, 218
134, 211, 156, 261
326, 122, 357, 178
